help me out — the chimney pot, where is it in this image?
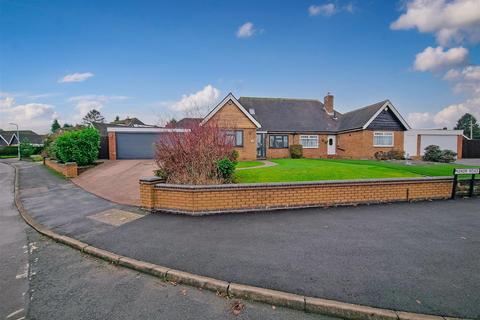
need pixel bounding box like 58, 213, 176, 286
324, 93, 334, 115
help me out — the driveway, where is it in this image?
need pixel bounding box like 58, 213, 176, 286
72, 160, 157, 206
456, 158, 480, 166
17, 162, 480, 318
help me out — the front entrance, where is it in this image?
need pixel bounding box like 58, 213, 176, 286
327, 135, 336, 155
257, 133, 266, 159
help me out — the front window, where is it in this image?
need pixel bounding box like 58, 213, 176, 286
225, 130, 243, 147
269, 135, 288, 148
300, 135, 318, 148
373, 132, 394, 147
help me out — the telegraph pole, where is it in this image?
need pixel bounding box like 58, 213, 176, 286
9, 122, 20, 159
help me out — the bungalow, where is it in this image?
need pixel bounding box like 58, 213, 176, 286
105, 92, 464, 160
200, 93, 411, 160
0, 130, 44, 147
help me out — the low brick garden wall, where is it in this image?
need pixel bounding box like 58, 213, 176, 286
139, 177, 453, 214
44, 158, 78, 178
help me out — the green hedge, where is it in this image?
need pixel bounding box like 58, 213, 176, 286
54, 127, 100, 166
0, 146, 19, 156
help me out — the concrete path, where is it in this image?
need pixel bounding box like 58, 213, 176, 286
237, 160, 278, 170
16, 162, 480, 319
72, 160, 157, 206
0, 162, 28, 320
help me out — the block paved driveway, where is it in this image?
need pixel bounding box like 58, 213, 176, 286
17, 162, 480, 319
72, 160, 157, 206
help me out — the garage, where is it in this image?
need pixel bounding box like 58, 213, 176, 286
404, 129, 464, 159
107, 127, 189, 160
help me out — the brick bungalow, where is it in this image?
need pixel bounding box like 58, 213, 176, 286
199, 93, 411, 161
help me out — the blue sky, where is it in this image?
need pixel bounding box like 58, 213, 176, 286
1, 0, 479, 133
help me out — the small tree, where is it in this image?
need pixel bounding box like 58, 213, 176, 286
63, 123, 73, 128
455, 113, 480, 139
155, 122, 235, 184
20, 138, 35, 158
51, 119, 61, 132
82, 109, 105, 125
114, 115, 120, 122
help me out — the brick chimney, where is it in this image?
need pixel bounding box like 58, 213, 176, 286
324, 92, 334, 115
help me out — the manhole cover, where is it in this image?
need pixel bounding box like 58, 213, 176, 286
88, 209, 143, 226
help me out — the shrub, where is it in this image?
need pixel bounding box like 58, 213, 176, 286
0, 146, 19, 156
229, 150, 239, 165
423, 145, 442, 162
290, 144, 303, 158
155, 122, 235, 184
388, 149, 405, 160
439, 149, 457, 163
30, 154, 43, 162
54, 127, 100, 166
20, 138, 36, 158
217, 158, 236, 182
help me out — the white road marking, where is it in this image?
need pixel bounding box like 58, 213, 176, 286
6, 308, 24, 318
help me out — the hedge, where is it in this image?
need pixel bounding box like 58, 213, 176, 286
54, 127, 100, 166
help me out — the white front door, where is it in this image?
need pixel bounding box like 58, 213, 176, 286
327, 135, 336, 155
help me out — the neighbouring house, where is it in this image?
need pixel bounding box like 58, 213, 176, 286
0, 130, 44, 147
111, 117, 146, 126
166, 117, 203, 129
199, 93, 412, 160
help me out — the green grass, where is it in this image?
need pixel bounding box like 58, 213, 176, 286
235, 158, 472, 183
0, 155, 18, 159
236, 161, 264, 169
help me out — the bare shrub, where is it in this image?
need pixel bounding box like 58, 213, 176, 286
155, 121, 235, 184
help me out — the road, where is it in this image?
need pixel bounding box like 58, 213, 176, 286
16, 162, 480, 318
0, 161, 331, 319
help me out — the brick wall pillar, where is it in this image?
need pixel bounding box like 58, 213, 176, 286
457, 135, 463, 160
139, 177, 165, 210
108, 132, 117, 160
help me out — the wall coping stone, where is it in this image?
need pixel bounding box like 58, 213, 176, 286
140, 176, 166, 185
152, 176, 453, 191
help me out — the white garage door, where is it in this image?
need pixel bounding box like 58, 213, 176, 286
420, 135, 457, 155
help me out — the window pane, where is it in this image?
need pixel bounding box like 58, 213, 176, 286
236, 131, 243, 146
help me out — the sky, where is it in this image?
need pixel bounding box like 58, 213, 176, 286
1, 0, 479, 133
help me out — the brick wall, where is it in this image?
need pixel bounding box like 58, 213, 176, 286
108, 132, 117, 160
336, 130, 404, 159
140, 177, 453, 214
44, 158, 78, 178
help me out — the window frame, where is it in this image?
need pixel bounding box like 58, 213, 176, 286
269, 134, 289, 149
299, 135, 319, 149
373, 131, 394, 147
225, 130, 244, 147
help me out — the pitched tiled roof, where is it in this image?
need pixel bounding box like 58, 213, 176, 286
238, 97, 341, 132
235, 97, 393, 133
171, 118, 202, 128
0, 130, 44, 145
336, 100, 388, 132
111, 117, 145, 126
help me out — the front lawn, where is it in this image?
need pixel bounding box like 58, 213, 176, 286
235, 158, 470, 183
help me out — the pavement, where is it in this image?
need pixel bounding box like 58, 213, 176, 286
1, 161, 334, 320
13, 161, 480, 319
72, 160, 157, 205
456, 158, 480, 166
0, 160, 28, 320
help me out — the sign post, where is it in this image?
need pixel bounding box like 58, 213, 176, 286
452, 168, 479, 199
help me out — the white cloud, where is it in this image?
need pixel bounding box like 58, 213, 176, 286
169, 85, 220, 116
407, 112, 435, 128
0, 95, 57, 133
391, 0, 480, 46
413, 46, 468, 72
461, 65, 480, 81
433, 97, 480, 127
236, 22, 256, 38
68, 95, 129, 121
58, 72, 94, 83
309, 3, 336, 16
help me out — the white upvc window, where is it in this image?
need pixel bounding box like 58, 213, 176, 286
300, 135, 319, 148
373, 131, 394, 147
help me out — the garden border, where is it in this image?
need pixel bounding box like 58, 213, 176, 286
44, 157, 78, 178
140, 176, 454, 215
